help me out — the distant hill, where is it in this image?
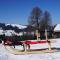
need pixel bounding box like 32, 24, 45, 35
0, 23, 36, 36
0, 23, 27, 33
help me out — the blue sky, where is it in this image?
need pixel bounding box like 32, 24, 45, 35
0, 0, 60, 25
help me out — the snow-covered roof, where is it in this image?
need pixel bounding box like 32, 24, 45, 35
54, 24, 60, 32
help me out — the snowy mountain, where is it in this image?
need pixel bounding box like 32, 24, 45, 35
0, 23, 27, 30
0, 23, 27, 36
0, 23, 36, 36
5, 24, 27, 29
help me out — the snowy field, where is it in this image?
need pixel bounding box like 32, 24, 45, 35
0, 38, 60, 60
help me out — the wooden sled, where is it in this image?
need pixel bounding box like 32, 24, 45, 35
4, 38, 57, 55
4, 45, 58, 55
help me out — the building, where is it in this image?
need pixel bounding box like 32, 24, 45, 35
54, 24, 60, 38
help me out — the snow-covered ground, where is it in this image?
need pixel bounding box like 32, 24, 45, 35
0, 38, 60, 60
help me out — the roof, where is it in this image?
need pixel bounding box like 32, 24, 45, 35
54, 24, 60, 32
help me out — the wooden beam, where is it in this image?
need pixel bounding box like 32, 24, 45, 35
36, 30, 40, 41
45, 29, 51, 50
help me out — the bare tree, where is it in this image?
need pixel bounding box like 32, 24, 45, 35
28, 7, 42, 30
28, 7, 42, 40
40, 10, 52, 31
28, 7, 52, 39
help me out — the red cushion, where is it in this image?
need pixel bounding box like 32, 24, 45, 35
25, 40, 47, 45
